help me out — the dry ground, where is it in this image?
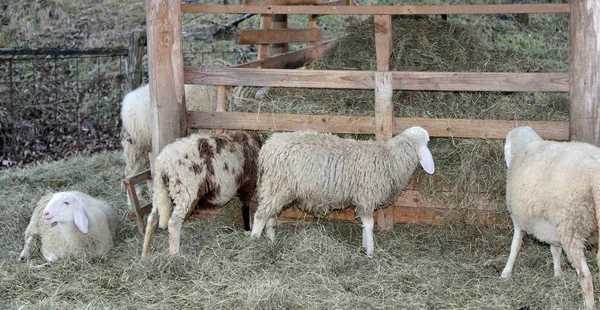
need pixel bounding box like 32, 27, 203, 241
0, 151, 596, 309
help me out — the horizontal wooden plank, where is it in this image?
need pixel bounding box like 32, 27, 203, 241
392, 72, 569, 92
187, 111, 570, 141
184, 68, 569, 92
235, 39, 334, 69
185, 67, 373, 89
181, 4, 569, 15
236, 28, 322, 45
244, 0, 330, 5
122, 169, 152, 186
189, 197, 505, 226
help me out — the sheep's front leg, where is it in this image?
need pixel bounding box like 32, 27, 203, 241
142, 211, 159, 258
359, 215, 375, 256
501, 219, 524, 279
19, 235, 34, 261
168, 215, 184, 255
550, 244, 562, 277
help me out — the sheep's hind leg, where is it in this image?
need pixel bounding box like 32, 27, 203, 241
265, 217, 277, 242
359, 215, 375, 256
168, 214, 185, 256
501, 219, 524, 279
142, 211, 159, 258
563, 244, 594, 309
550, 244, 562, 277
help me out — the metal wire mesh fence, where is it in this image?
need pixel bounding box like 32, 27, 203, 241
0, 48, 252, 169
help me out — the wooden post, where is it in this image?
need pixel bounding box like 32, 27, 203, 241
215, 85, 228, 133
258, 15, 272, 60
271, 14, 289, 55
146, 0, 186, 170
569, 0, 600, 146
373, 15, 395, 231
126, 31, 146, 93
306, 15, 319, 69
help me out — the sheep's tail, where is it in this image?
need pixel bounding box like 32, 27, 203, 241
153, 171, 172, 229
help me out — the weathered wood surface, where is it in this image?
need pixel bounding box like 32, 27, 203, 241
271, 14, 289, 55
569, 0, 600, 146
146, 0, 186, 169
236, 28, 322, 45
235, 39, 334, 69
181, 4, 570, 15
184, 68, 569, 92
373, 15, 395, 230
187, 111, 570, 141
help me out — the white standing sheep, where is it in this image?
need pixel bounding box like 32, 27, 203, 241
501, 126, 600, 309
142, 131, 262, 257
120, 83, 218, 178
120, 83, 216, 204
19, 191, 118, 262
250, 127, 435, 255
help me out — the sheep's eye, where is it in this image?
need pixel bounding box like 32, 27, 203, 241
63, 202, 70, 206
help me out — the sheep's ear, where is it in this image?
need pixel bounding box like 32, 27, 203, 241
73, 204, 89, 234
504, 139, 512, 168
419, 145, 435, 174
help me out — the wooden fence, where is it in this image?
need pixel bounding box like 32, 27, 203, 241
131, 0, 599, 233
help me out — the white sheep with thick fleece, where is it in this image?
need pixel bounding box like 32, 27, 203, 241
501, 126, 600, 309
120, 84, 216, 194
250, 127, 435, 255
19, 191, 118, 262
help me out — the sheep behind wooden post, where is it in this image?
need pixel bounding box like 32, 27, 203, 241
120, 83, 216, 205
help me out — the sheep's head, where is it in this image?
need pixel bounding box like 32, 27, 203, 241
397, 127, 435, 175
504, 126, 543, 168
42, 192, 89, 234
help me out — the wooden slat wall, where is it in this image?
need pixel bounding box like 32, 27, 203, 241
181, 4, 570, 15
184, 68, 569, 92
187, 111, 570, 141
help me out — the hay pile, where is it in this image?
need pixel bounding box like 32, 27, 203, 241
0, 151, 593, 308
230, 17, 570, 221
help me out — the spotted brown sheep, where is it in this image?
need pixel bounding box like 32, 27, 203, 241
142, 132, 262, 257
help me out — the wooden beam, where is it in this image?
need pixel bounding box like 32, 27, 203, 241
235, 39, 334, 69
147, 0, 186, 170
258, 15, 272, 60
236, 28, 322, 45
181, 4, 570, 15
245, 0, 326, 4
375, 71, 395, 231
215, 85, 228, 133
374, 15, 395, 230
125, 31, 146, 93
186, 111, 570, 141
374, 15, 392, 72
271, 14, 289, 55
184, 68, 569, 92
569, 0, 600, 146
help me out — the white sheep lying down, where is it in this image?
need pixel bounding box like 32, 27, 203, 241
19, 191, 118, 262
501, 126, 600, 309
142, 131, 262, 257
251, 127, 435, 255
120, 83, 216, 204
